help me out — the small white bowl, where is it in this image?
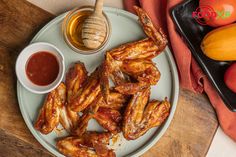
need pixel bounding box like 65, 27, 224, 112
16, 42, 65, 94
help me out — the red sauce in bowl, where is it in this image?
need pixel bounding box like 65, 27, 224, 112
26, 51, 59, 86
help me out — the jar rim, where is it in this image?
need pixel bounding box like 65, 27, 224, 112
62, 6, 111, 55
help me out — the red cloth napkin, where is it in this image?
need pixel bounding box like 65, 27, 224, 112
124, 0, 236, 141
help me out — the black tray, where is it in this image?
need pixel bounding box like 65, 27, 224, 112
171, 0, 236, 111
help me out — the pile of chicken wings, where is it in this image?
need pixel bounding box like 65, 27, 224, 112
34, 6, 170, 157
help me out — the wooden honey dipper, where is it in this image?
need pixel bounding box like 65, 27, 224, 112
82, 0, 107, 49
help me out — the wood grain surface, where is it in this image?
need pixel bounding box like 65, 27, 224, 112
0, 0, 218, 156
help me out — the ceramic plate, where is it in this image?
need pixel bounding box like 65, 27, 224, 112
17, 7, 179, 157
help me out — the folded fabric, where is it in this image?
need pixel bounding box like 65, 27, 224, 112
124, 0, 236, 141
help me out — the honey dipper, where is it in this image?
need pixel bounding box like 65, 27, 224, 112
82, 0, 107, 49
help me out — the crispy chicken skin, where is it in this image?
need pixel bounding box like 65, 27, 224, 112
70, 68, 101, 112
122, 88, 170, 140
57, 132, 115, 157
34, 83, 66, 134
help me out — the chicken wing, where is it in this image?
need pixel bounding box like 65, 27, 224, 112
66, 62, 88, 104
94, 91, 127, 134
100, 53, 129, 102
57, 132, 115, 157
59, 105, 75, 132
72, 93, 102, 136
108, 6, 167, 61
105, 53, 128, 85
122, 88, 170, 140
64, 62, 88, 130
99, 91, 127, 110
100, 61, 110, 103
70, 68, 101, 112
102, 6, 166, 96
114, 82, 149, 95
134, 6, 168, 52
108, 38, 160, 61
121, 59, 160, 84
34, 83, 66, 134
114, 59, 160, 94
73, 91, 127, 136
94, 107, 122, 134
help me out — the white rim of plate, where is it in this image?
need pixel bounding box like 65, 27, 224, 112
17, 7, 179, 157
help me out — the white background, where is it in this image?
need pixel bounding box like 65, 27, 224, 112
27, 0, 236, 156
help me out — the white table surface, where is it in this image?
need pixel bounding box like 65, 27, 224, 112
27, 0, 236, 156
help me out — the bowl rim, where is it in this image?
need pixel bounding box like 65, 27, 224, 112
15, 42, 65, 94
62, 6, 112, 55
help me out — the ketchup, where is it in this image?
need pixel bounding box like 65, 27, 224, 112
26, 51, 59, 86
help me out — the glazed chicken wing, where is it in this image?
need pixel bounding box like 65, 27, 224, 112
134, 6, 168, 50
57, 132, 115, 157
99, 91, 127, 110
102, 57, 161, 95
66, 62, 88, 104
108, 6, 167, 61
73, 92, 127, 136
94, 107, 122, 134
93, 92, 127, 134
100, 53, 129, 102
122, 88, 170, 140
59, 104, 79, 133
114, 82, 148, 95
70, 68, 101, 112
63, 62, 88, 130
34, 83, 66, 134
105, 53, 129, 85
108, 38, 161, 61
100, 61, 110, 103
72, 93, 102, 136
114, 59, 160, 94
120, 59, 160, 84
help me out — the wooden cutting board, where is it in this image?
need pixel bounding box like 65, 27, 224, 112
0, 0, 218, 156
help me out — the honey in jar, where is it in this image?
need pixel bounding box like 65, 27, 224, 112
63, 7, 111, 54
65, 10, 92, 51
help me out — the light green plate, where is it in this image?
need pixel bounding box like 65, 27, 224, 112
17, 7, 179, 157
